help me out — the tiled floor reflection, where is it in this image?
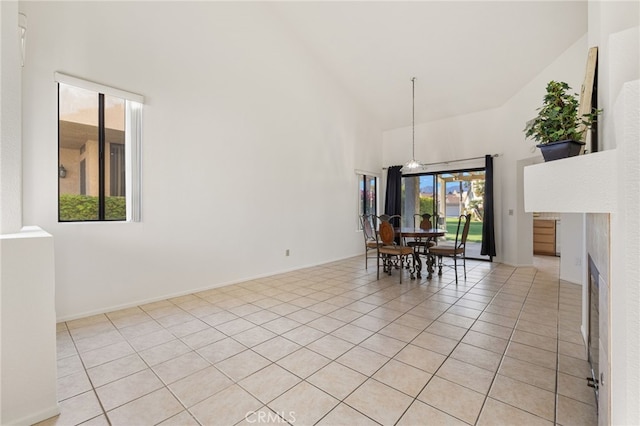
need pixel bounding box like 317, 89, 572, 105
38, 255, 597, 425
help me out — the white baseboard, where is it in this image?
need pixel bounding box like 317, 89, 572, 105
4, 404, 60, 426
56, 253, 363, 322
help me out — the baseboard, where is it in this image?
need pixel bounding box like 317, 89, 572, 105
501, 261, 534, 268
3, 404, 60, 426
56, 252, 363, 322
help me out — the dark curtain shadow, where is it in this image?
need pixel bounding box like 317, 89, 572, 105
481, 155, 496, 259
384, 166, 402, 228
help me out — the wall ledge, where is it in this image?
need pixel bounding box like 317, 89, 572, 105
0, 225, 52, 239
524, 149, 617, 213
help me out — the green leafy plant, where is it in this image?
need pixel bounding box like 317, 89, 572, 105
524, 80, 601, 144
59, 194, 126, 221
419, 196, 434, 215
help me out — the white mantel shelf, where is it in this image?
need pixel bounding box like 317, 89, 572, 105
524, 149, 616, 214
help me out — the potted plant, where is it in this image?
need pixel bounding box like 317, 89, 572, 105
524, 80, 601, 161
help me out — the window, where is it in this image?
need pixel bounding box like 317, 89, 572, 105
357, 173, 378, 228
56, 73, 143, 222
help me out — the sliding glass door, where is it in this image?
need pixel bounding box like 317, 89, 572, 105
402, 167, 490, 261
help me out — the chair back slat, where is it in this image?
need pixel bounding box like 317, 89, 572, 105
413, 213, 439, 229
461, 214, 471, 244
380, 214, 401, 228
430, 213, 470, 284
418, 214, 433, 230
361, 214, 376, 241
378, 220, 396, 246
454, 214, 472, 250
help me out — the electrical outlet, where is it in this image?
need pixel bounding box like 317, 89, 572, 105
285, 249, 290, 256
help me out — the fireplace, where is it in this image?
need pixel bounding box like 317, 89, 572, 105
586, 213, 610, 425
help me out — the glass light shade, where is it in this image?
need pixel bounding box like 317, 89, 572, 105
404, 159, 421, 170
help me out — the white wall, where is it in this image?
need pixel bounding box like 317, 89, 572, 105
382, 35, 588, 267
2, 3, 58, 424
592, 3, 640, 423
588, 1, 640, 151
590, 2, 640, 424
20, 2, 382, 320
1, 228, 59, 425
611, 78, 640, 426
0, 1, 22, 234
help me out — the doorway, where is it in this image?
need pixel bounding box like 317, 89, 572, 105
401, 168, 490, 261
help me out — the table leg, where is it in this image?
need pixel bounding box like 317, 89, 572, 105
413, 251, 422, 279
425, 252, 435, 280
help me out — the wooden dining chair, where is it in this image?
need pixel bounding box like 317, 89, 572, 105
375, 215, 415, 283
379, 214, 401, 227
379, 214, 401, 244
429, 214, 471, 283
406, 213, 436, 255
360, 214, 381, 269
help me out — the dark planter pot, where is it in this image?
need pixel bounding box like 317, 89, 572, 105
537, 139, 585, 162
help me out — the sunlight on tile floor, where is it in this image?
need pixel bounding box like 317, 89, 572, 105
38, 255, 597, 425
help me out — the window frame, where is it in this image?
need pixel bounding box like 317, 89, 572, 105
55, 73, 143, 223
401, 166, 490, 261
356, 171, 379, 230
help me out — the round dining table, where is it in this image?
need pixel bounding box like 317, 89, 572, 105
396, 227, 447, 279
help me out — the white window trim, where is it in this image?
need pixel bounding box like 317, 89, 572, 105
126, 101, 143, 222
54, 72, 144, 103
355, 170, 380, 231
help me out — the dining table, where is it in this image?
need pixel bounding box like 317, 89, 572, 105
396, 227, 447, 279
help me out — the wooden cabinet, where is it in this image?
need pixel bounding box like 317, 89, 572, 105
533, 219, 557, 256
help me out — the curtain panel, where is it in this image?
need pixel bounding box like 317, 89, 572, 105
481, 155, 497, 258
384, 165, 403, 227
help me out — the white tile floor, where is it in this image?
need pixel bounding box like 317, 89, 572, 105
38, 255, 597, 425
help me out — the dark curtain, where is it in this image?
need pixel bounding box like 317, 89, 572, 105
481, 155, 497, 258
384, 165, 402, 227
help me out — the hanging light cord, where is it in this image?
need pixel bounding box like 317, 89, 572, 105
403, 77, 420, 170
412, 77, 416, 161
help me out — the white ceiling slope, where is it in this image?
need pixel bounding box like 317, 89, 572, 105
269, 1, 587, 130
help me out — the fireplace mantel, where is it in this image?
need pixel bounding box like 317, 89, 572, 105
523, 149, 616, 214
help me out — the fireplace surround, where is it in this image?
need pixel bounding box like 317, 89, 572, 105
586, 213, 610, 423
587, 255, 600, 406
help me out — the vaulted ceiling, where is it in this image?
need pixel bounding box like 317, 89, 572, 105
270, 1, 587, 130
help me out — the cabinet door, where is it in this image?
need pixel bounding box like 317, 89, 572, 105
534, 242, 556, 255
533, 220, 556, 255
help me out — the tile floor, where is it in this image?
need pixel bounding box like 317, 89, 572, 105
38, 255, 598, 425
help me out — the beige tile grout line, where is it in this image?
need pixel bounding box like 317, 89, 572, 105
62, 262, 494, 426
65, 323, 112, 425
470, 266, 559, 425
303, 261, 509, 425
387, 263, 523, 425
58, 259, 585, 426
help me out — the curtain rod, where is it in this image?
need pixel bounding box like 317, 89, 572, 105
384, 154, 499, 170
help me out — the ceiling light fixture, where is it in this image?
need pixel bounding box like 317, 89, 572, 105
403, 77, 421, 170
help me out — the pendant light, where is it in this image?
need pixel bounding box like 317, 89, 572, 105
403, 77, 421, 170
